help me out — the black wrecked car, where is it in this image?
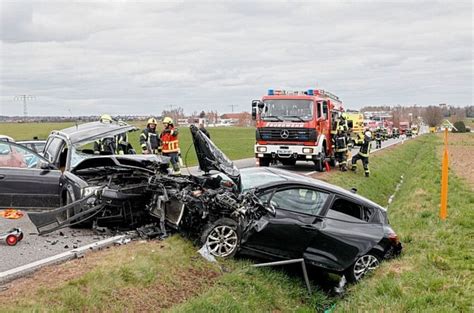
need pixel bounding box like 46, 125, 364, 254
0, 121, 169, 219
26, 125, 401, 282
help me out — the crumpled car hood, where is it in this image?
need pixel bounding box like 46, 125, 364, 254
190, 125, 241, 190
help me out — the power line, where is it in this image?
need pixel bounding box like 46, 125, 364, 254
14, 95, 35, 118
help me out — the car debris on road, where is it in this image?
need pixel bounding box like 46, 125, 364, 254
0, 228, 24, 246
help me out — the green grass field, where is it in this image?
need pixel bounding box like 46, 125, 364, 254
0, 131, 472, 312
0, 122, 256, 166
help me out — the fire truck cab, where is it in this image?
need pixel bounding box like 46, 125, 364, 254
251, 89, 344, 171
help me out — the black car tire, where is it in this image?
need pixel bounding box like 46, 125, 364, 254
201, 218, 241, 258
259, 157, 271, 167
345, 253, 381, 283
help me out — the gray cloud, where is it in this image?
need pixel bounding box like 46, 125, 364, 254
0, 0, 472, 116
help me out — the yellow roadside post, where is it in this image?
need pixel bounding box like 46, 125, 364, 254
440, 128, 448, 220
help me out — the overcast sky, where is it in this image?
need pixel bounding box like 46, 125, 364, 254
0, 0, 472, 116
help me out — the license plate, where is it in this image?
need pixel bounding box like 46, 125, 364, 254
277, 150, 292, 154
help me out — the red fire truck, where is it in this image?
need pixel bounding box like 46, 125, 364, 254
251, 88, 344, 171
399, 121, 410, 135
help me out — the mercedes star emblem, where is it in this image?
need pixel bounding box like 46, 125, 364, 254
280, 129, 290, 139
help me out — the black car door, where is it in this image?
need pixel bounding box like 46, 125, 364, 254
304, 196, 384, 272
243, 186, 330, 260
0, 141, 62, 209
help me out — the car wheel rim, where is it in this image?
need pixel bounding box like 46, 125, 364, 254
206, 225, 238, 257
353, 255, 379, 281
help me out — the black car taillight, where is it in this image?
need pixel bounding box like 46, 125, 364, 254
388, 232, 400, 246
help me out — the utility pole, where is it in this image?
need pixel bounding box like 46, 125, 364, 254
14, 95, 35, 118
229, 104, 237, 113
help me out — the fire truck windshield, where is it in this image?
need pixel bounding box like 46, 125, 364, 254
262, 100, 313, 122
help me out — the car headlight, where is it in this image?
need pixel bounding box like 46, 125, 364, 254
256, 146, 267, 152
81, 186, 101, 197
302, 148, 314, 154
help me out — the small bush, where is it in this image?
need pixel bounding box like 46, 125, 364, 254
452, 121, 467, 133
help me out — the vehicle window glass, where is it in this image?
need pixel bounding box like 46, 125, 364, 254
362, 206, 379, 222
241, 171, 287, 191
329, 198, 364, 221
258, 190, 274, 204
270, 188, 328, 215
0, 142, 41, 168
44, 138, 65, 164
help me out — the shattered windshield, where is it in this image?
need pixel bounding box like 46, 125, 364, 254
70, 146, 92, 169
262, 99, 314, 122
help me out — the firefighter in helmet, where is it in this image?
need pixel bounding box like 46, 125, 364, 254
160, 117, 180, 174
94, 114, 117, 154
140, 118, 160, 154
351, 129, 372, 177
375, 127, 382, 149
333, 126, 348, 171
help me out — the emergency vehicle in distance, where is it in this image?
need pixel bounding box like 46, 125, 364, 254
346, 111, 365, 146
251, 88, 344, 172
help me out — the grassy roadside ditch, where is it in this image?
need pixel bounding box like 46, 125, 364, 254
0, 134, 472, 312
327, 134, 473, 312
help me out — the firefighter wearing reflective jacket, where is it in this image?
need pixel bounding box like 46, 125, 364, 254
333, 126, 348, 171
160, 117, 181, 174
94, 114, 117, 155
375, 127, 382, 149
116, 132, 135, 155
351, 130, 372, 177
140, 118, 160, 154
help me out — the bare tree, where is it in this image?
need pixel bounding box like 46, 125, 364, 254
161, 107, 185, 125
423, 106, 443, 127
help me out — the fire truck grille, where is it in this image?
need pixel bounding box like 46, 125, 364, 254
257, 128, 315, 141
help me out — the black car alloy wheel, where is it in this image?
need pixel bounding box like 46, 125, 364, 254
201, 218, 241, 258
346, 253, 380, 282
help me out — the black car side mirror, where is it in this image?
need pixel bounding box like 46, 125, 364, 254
265, 203, 276, 217
39, 160, 52, 170
251, 100, 258, 120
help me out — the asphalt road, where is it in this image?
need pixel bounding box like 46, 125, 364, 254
0, 135, 409, 274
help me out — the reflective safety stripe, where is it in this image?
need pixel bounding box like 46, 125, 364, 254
162, 140, 179, 153
336, 148, 348, 152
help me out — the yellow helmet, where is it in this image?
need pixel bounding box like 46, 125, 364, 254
341, 112, 348, 119
147, 118, 158, 126
100, 114, 113, 123
163, 116, 173, 125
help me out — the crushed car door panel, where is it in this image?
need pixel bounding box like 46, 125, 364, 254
303, 197, 384, 271
243, 187, 330, 259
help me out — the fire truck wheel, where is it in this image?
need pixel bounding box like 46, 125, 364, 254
259, 158, 270, 167
314, 152, 326, 172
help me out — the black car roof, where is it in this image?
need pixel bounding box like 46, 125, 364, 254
241, 167, 386, 211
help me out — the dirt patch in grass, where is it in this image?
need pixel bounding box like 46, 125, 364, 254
438, 133, 474, 190
112, 267, 221, 312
